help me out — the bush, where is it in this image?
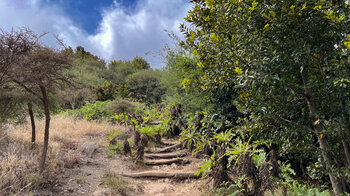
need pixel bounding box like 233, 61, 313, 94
77, 101, 111, 120
126, 69, 165, 104
0, 139, 63, 194
91, 81, 117, 101
107, 99, 135, 115
101, 172, 130, 195
286, 182, 330, 196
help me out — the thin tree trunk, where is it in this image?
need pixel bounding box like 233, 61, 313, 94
336, 86, 350, 166
339, 96, 350, 150
28, 102, 36, 149
70, 101, 77, 124
339, 125, 350, 166
342, 140, 350, 165
338, 70, 350, 152
300, 69, 343, 195
39, 86, 50, 174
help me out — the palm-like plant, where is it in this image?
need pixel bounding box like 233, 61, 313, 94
180, 129, 200, 151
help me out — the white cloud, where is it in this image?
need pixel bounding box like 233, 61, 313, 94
0, 0, 191, 68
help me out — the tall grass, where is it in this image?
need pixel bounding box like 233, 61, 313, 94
8, 115, 117, 146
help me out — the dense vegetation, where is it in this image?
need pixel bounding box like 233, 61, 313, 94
2, 0, 350, 195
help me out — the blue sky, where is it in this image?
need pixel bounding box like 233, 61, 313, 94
0, 0, 191, 68
49, 0, 137, 34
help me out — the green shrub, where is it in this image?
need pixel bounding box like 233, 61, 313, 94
107, 130, 120, 142
91, 80, 117, 101
126, 69, 165, 104
78, 101, 111, 120
107, 98, 135, 114
106, 143, 124, 156
138, 126, 156, 136
116, 84, 130, 98
285, 182, 330, 196
75, 174, 85, 184
101, 172, 130, 195
25, 174, 47, 190
111, 113, 129, 125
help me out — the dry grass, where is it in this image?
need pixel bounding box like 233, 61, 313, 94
8, 114, 118, 148
0, 114, 128, 195
0, 133, 62, 195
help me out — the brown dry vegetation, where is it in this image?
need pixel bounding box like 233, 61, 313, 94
9, 115, 115, 146
0, 115, 205, 196
0, 115, 123, 195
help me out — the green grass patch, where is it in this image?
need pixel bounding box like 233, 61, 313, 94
106, 142, 124, 157
75, 174, 85, 184
101, 172, 130, 195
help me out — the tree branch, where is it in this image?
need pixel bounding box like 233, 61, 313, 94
11, 79, 41, 100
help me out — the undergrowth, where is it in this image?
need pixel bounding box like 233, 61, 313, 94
1, 114, 118, 195
101, 172, 130, 195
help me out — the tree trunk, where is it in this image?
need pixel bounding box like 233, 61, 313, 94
339, 125, 350, 166
342, 140, 350, 166
300, 69, 343, 195
28, 102, 36, 149
70, 100, 77, 124
39, 86, 50, 174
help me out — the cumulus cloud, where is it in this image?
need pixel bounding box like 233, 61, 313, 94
0, 0, 191, 68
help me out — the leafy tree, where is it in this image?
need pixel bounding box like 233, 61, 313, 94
126, 69, 165, 104
181, 0, 350, 194
161, 47, 209, 114
72, 57, 107, 86
74, 45, 102, 61
108, 60, 136, 85
132, 56, 150, 70
106, 57, 150, 86
59, 50, 108, 108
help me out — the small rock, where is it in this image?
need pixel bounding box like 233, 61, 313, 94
171, 163, 177, 169
160, 185, 174, 193
80, 142, 97, 158
152, 166, 160, 170
92, 188, 109, 196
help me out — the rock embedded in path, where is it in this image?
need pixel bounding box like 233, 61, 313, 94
152, 166, 160, 170
79, 142, 97, 158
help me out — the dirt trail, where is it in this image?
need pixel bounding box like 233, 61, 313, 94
56, 134, 205, 196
